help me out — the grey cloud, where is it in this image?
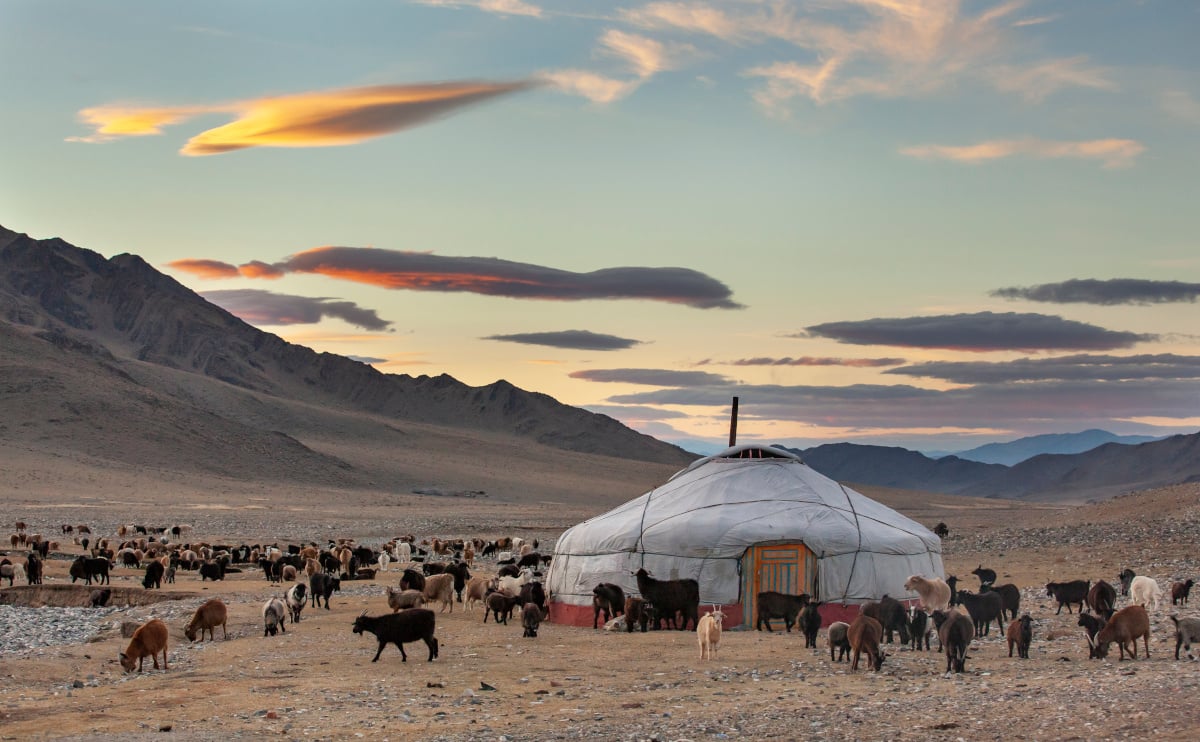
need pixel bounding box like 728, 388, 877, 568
584, 404, 691, 420
202, 289, 392, 331
726, 356, 905, 367
484, 330, 642, 350
888, 354, 1200, 384
992, 278, 1200, 305
803, 312, 1154, 351
347, 355, 388, 364
570, 368, 732, 386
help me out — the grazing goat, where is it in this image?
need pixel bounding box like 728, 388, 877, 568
624, 596, 654, 633
1079, 613, 1107, 657
353, 608, 439, 662
755, 591, 809, 632
1007, 614, 1032, 659
799, 601, 822, 649
1091, 605, 1150, 660
697, 609, 725, 660
635, 568, 700, 632
89, 588, 112, 608
1086, 580, 1117, 619
971, 565, 997, 587
1118, 568, 1135, 597
1172, 579, 1194, 606
263, 597, 287, 636
185, 599, 228, 642
309, 573, 340, 609
934, 609, 974, 674
522, 603, 544, 638
828, 621, 851, 662
861, 597, 910, 644
904, 575, 950, 612
286, 584, 306, 623
1170, 615, 1200, 660
908, 608, 931, 651
1129, 576, 1163, 611
592, 583, 626, 629
1046, 580, 1089, 614
119, 618, 169, 672
387, 587, 425, 612
848, 615, 885, 672
956, 590, 1004, 637
485, 590, 521, 625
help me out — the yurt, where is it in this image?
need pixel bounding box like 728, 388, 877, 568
545, 444, 943, 628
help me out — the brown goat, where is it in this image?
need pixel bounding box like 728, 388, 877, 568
119, 618, 169, 672
1092, 605, 1151, 661
184, 599, 228, 642
423, 572, 455, 613
848, 614, 885, 672
1006, 614, 1032, 659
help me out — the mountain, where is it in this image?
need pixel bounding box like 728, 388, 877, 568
949, 429, 1162, 466
0, 225, 694, 502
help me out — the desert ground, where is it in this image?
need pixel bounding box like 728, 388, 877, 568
2, 473, 1199, 742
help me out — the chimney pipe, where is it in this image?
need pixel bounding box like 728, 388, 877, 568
728, 396, 739, 448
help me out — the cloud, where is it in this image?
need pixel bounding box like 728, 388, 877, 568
540, 69, 642, 103
802, 312, 1155, 352
415, 0, 543, 17
165, 258, 241, 279
987, 56, 1115, 102
724, 356, 906, 368
1011, 14, 1059, 27
599, 29, 692, 78
887, 354, 1200, 384
484, 329, 643, 350
201, 289, 392, 331
900, 137, 1145, 168
346, 355, 389, 364
992, 278, 1200, 305
583, 404, 691, 420
71, 80, 535, 155
569, 368, 732, 386
170, 246, 743, 309
1162, 90, 1200, 124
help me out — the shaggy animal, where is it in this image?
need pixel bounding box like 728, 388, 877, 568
445, 561, 471, 603
286, 584, 307, 623
697, 609, 725, 660
353, 608, 439, 662
89, 588, 112, 608
1170, 615, 1200, 660
119, 618, 169, 672
185, 599, 228, 642
422, 561, 447, 576
624, 596, 654, 633
635, 568, 700, 631
497, 564, 520, 579
70, 556, 110, 585
1129, 575, 1163, 611
485, 590, 521, 625
282, 564, 300, 582
847, 615, 885, 672
946, 576, 959, 606
464, 576, 491, 612
799, 601, 822, 649
956, 590, 1005, 637
971, 565, 997, 587
828, 621, 851, 662
309, 573, 341, 609
399, 568, 426, 593
1172, 579, 1194, 606
981, 583, 1021, 622
903, 575, 951, 612
861, 597, 910, 644
522, 603, 544, 638
908, 608, 931, 651
387, 587, 426, 612
1118, 568, 1135, 597
1091, 605, 1151, 661
25, 552, 42, 585
516, 552, 542, 569
422, 573, 455, 613
1086, 580, 1118, 619
755, 591, 809, 632
933, 522, 949, 538
263, 598, 287, 636
142, 561, 165, 590
1046, 580, 1090, 614
377, 551, 391, 572
592, 583, 626, 629
1007, 614, 1033, 659
199, 561, 225, 582
0, 562, 21, 587
936, 609, 975, 674
1079, 613, 1106, 657
518, 581, 546, 613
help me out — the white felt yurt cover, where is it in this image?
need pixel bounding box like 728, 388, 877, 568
546, 445, 943, 610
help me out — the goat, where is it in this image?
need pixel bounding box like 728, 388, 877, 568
1129, 576, 1163, 611
935, 608, 974, 674
353, 608, 439, 662
70, 556, 110, 585
286, 584, 306, 623
445, 561, 471, 603
1170, 615, 1200, 660
624, 596, 654, 633
119, 618, 169, 672
697, 608, 725, 660
1091, 605, 1150, 660
828, 621, 851, 662
263, 597, 287, 636
1078, 613, 1107, 657
484, 590, 521, 625
981, 583, 1020, 622
908, 608, 931, 651
1172, 579, 1194, 606
142, 561, 165, 590
799, 601, 822, 649
1007, 614, 1032, 659
956, 590, 1004, 637
1086, 580, 1117, 619
971, 565, 997, 587
848, 615, 885, 672
592, 583, 626, 629
1118, 568, 1135, 597
933, 522, 949, 538
635, 568, 700, 632
464, 576, 492, 612
522, 603, 545, 638
861, 597, 910, 644
309, 573, 340, 609
518, 581, 546, 613
388, 587, 426, 612
755, 591, 809, 632
1046, 580, 1089, 614
199, 561, 225, 582
423, 573, 455, 613
89, 588, 112, 608
185, 599, 229, 642
946, 576, 959, 606
904, 575, 951, 612
399, 568, 426, 593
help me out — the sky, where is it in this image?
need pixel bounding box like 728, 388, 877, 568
2, 0, 1199, 454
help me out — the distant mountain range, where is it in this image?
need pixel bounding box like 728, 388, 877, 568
945, 429, 1163, 466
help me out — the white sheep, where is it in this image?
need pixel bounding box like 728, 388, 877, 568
697, 608, 725, 660
1130, 575, 1163, 611
904, 575, 951, 612
377, 552, 391, 572
393, 542, 412, 563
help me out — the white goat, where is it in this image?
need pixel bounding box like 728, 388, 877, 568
377, 552, 391, 572
697, 608, 725, 660
904, 575, 951, 612
1130, 576, 1163, 611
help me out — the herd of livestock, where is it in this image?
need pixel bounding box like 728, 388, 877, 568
3, 520, 1199, 678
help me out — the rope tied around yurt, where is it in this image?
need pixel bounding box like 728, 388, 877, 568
837, 482, 862, 604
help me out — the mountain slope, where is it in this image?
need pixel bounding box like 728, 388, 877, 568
951, 429, 1161, 466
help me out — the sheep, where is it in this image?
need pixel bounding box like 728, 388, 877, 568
423, 573, 455, 613
1129, 576, 1163, 611
465, 576, 492, 612
1086, 580, 1118, 619
485, 590, 521, 625
935, 608, 975, 674
263, 598, 287, 636
755, 591, 809, 632
861, 596, 910, 644
498, 569, 533, 597
393, 541, 412, 564
522, 603, 545, 638
286, 584, 307, 623
309, 573, 340, 609
635, 568, 700, 632
1079, 613, 1107, 657
799, 601, 822, 649
119, 618, 169, 672
1172, 579, 1194, 606
1170, 615, 1200, 660
89, 588, 112, 608
592, 583, 626, 629
697, 608, 725, 660
971, 565, 997, 588
848, 615, 885, 672
353, 608, 439, 662
903, 575, 951, 612
956, 590, 1005, 637
142, 561, 165, 590
282, 564, 299, 582
1007, 614, 1032, 659
0, 562, 19, 587
185, 599, 229, 642
377, 552, 391, 572
1091, 605, 1151, 660
387, 588, 425, 612
1046, 580, 1090, 614
624, 596, 654, 633
828, 621, 851, 662
1118, 568, 1136, 596
908, 608, 931, 651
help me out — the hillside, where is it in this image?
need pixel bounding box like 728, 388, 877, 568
950, 429, 1161, 465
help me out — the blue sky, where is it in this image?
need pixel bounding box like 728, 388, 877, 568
2, 1, 1198, 452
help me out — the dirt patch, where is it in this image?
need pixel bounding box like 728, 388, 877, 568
0, 584, 201, 608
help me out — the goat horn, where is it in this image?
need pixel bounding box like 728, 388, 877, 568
358, 609, 368, 617
1085, 633, 1095, 647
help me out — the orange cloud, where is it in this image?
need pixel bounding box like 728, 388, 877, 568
166, 258, 240, 279
237, 260, 286, 279
900, 137, 1145, 168
69, 104, 221, 142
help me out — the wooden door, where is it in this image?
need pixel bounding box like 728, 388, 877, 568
740, 543, 817, 628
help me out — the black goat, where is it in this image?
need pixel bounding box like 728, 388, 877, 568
485, 590, 521, 625
309, 573, 341, 609
909, 608, 931, 651
956, 590, 1004, 637
592, 583, 625, 628
400, 568, 426, 593
1078, 612, 1106, 657
1118, 568, 1135, 597
861, 596, 910, 644
933, 609, 974, 674
981, 583, 1020, 621
352, 608, 439, 662
90, 588, 112, 608
971, 565, 997, 587
497, 564, 521, 578
1046, 580, 1090, 614
199, 561, 225, 582
1087, 580, 1117, 618
799, 601, 822, 648
445, 562, 471, 603
933, 522, 949, 538
946, 576, 959, 606
422, 562, 447, 576
624, 596, 654, 633
142, 561, 165, 589
755, 591, 809, 632
635, 568, 699, 632
518, 581, 546, 612
517, 552, 542, 569
522, 603, 544, 638
69, 556, 110, 585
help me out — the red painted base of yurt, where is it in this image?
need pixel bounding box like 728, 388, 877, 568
548, 600, 919, 630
